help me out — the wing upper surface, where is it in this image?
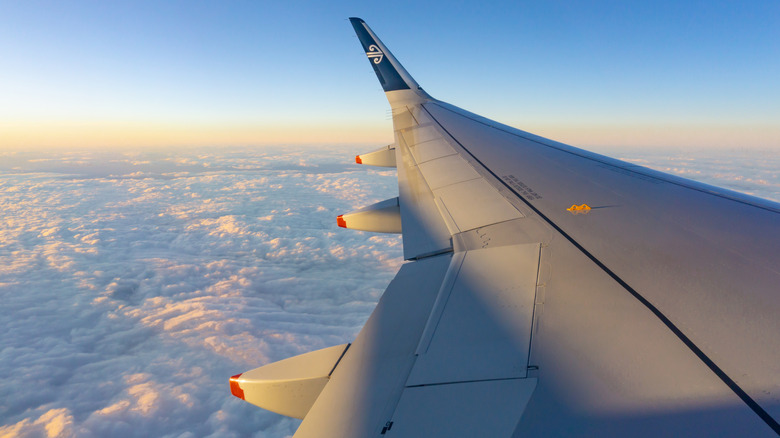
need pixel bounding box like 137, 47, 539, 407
381, 101, 780, 435
248, 18, 780, 437
421, 101, 780, 426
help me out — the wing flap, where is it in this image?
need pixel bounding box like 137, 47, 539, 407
294, 254, 452, 437
408, 244, 541, 385
387, 378, 537, 437
401, 124, 441, 147
395, 128, 453, 259
408, 138, 457, 163
295, 244, 545, 437
417, 154, 481, 190
435, 178, 524, 233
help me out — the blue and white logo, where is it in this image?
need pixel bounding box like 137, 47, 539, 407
366, 44, 384, 64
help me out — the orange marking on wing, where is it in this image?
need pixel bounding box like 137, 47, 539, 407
566, 204, 592, 215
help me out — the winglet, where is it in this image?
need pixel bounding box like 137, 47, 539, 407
349, 17, 429, 100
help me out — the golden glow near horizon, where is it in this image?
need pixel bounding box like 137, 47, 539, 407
2, 3, 778, 153
1, 119, 777, 151
0, 120, 395, 150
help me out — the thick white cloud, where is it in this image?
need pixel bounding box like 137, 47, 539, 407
0, 146, 401, 437
0, 145, 776, 437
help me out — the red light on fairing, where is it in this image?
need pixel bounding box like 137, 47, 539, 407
229, 374, 245, 400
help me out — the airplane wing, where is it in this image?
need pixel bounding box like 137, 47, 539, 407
230, 18, 780, 437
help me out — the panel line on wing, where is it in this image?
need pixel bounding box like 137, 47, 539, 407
525, 244, 547, 370
419, 103, 780, 434
405, 376, 530, 388
417, 155, 481, 190
401, 124, 439, 147
414, 251, 466, 355
408, 138, 458, 164
434, 178, 523, 233
404, 105, 419, 125
433, 197, 461, 235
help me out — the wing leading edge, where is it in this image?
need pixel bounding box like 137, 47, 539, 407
230, 18, 780, 437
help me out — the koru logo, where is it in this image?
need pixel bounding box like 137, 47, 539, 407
366, 44, 384, 64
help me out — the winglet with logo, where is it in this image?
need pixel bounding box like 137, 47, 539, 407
349, 17, 429, 100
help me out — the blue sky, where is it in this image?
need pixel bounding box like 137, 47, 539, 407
1, 0, 778, 149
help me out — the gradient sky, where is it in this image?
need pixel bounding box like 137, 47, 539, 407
1, 0, 778, 150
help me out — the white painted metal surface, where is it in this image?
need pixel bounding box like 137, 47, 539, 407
356, 144, 396, 167
230, 344, 348, 419
337, 197, 401, 233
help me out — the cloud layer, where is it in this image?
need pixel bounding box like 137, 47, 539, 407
0, 145, 776, 437
610, 147, 780, 202
0, 146, 402, 437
